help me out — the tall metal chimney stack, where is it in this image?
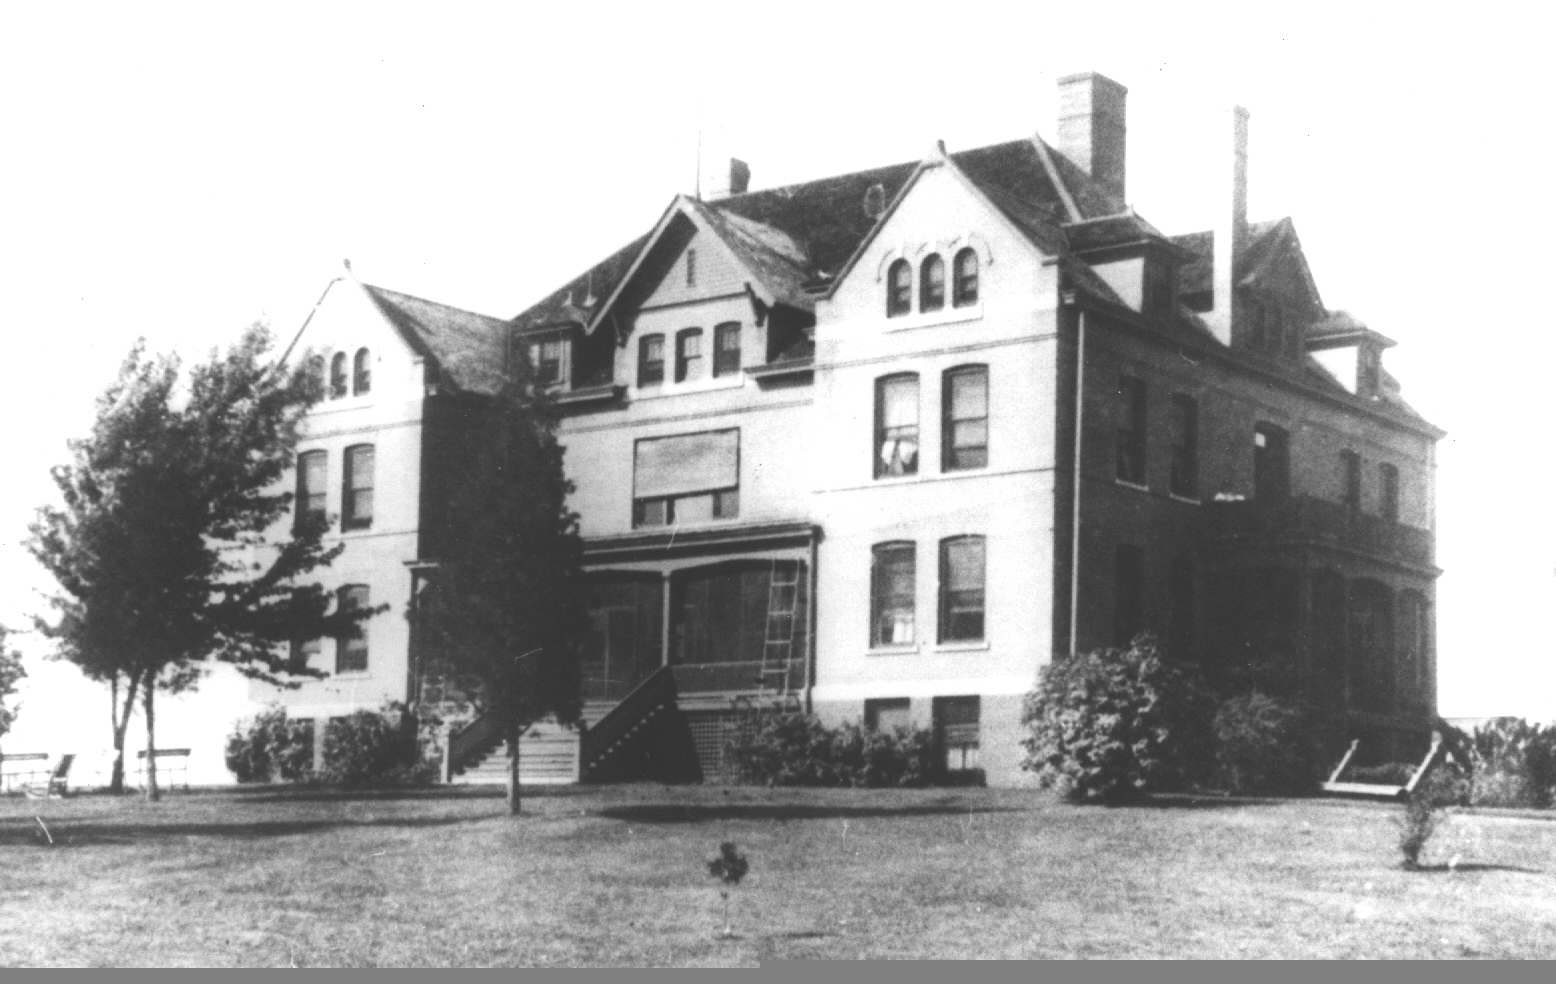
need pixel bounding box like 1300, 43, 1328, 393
1207, 105, 1250, 347
1055, 72, 1128, 204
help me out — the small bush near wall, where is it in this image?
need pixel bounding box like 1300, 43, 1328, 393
1469, 719, 1555, 809
1213, 692, 1319, 796
225, 708, 315, 784
320, 703, 437, 788
1020, 636, 1215, 804
728, 713, 945, 788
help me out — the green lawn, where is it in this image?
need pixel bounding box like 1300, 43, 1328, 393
2, 784, 1554, 965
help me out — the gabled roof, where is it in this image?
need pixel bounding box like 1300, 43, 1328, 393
510, 135, 1118, 330
1171, 217, 1319, 304
362, 284, 509, 396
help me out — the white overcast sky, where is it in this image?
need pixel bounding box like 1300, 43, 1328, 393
1, 2, 1550, 776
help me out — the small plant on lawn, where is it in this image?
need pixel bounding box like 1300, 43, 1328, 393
1020, 635, 1214, 803
1396, 753, 1471, 869
707, 841, 749, 938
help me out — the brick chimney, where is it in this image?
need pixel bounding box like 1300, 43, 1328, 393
1055, 72, 1128, 203
1207, 106, 1250, 348
703, 158, 751, 200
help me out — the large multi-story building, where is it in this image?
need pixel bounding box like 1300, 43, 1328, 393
255, 72, 1441, 786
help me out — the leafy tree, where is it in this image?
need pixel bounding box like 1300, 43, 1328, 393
0, 626, 25, 753
408, 373, 587, 815
28, 325, 369, 799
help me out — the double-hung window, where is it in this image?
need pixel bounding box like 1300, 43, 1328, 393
335, 585, 370, 674
632, 429, 739, 527
1340, 450, 1362, 513
1379, 463, 1400, 523
295, 450, 327, 531
342, 444, 374, 530
713, 322, 741, 377
875, 373, 919, 478
528, 336, 569, 389
639, 334, 665, 387
1169, 394, 1198, 498
871, 542, 916, 647
1116, 376, 1147, 485
943, 366, 988, 471
1253, 423, 1289, 503
676, 328, 704, 383
939, 536, 986, 642
353, 348, 371, 396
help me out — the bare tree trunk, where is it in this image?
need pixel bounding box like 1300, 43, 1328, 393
143, 684, 160, 802
507, 722, 521, 816
109, 671, 142, 795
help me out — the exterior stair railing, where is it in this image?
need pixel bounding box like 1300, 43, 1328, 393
442, 710, 507, 784
579, 664, 676, 781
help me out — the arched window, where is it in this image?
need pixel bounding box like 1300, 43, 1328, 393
953, 248, 979, 307
329, 352, 348, 400
886, 259, 912, 317
306, 355, 327, 402
920, 255, 945, 313
352, 347, 371, 396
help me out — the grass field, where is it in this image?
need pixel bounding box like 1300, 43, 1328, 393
2, 784, 1554, 965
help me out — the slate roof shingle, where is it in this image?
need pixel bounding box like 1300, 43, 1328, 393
362, 284, 510, 396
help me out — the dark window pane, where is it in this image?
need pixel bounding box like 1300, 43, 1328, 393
920, 255, 945, 312
343, 445, 374, 530
1380, 464, 1399, 522
714, 323, 741, 377
336, 585, 370, 674
1113, 544, 1144, 646
676, 329, 703, 382
1116, 377, 1147, 484
330, 353, 348, 400
639, 334, 665, 386
1341, 450, 1361, 512
353, 348, 371, 396
887, 260, 912, 317
953, 248, 979, 307
296, 450, 328, 529
1253, 424, 1289, 502
1169, 395, 1197, 498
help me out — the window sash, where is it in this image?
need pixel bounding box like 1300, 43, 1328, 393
887, 261, 912, 317
639, 335, 665, 386
676, 330, 704, 382
876, 375, 919, 478
335, 585, 369, 674
920, 256, 945, 312
953, 249, 979, 307
353, 349, 371, 395
1169, 395, 1198, 497
297, 451, 327, 527
1380, 464, 1399, 522
713, 323, 741, 376
871, 544, 916, 646
329, 354, 348, 399
945, 368, 988, 471
1116, 377, 1146, 484
343, 446, 374, 529
940, 537, 986, 642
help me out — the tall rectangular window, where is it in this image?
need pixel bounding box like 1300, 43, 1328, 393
943, 366, 988, 471
335, 584, 369, 674
939, 536, 986, 642
1116, 376, 1147, 485
685, 248, 697, 287
1379, 463, 1399, 523
295, 450, 327, 530
875, 374, 919, 478
713, 322, 741, 377
632, 429, 739, 528
1113, 543, 1144, 646
871, 542, 916, 647
934, 696, 980, 772
1253, 423, 1289, 503
676, 328, 703, 382
1168, 555, 1195, 660
1169, 394, 1198, 498
638, 334, 665, 387
1340, 450, 1362, 513
342, 445, 374, 530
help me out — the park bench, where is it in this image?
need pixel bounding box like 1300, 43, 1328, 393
22, 754, 75, 799
1321, 733, 1447, 801
0, 753, 54, 795
135, 748, 192, 791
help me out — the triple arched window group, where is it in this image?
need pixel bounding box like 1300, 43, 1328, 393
887, 248, 979, 318
317, 348, 372, 400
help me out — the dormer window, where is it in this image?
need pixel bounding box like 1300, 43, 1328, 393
329, 353, 348, 400
527, 335, 570, 390
953, 248, 979, 307
352, 348, 371, 396
920, 255, 945, 313
713, 323, 741, 377
887, 259, 912, 318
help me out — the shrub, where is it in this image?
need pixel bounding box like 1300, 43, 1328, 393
320, 703, 426, 788
728, 713, 944, 788
1345, 761, 1418, 786
1397, 789, 1443, 870
1469, 718, 1555, 809
1020, 635, 1215, 803
1212, 691, 1317, 795
225, 708, 315, 783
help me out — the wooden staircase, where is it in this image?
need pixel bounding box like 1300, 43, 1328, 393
448, 720, 581, 786
579, 665, 677, 783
